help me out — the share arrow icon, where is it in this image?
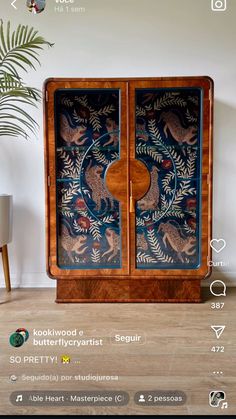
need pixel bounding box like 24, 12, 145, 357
211, 325, 226, 339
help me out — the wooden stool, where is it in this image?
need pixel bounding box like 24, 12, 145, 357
0, 245, 11, 292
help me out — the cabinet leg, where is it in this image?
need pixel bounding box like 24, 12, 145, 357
2, 245, 11, 292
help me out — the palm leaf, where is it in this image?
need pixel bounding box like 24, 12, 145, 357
0, 20, 53, 139
0, 73, 40, 101
0, 20, 54, 76
0, 74, 40, 138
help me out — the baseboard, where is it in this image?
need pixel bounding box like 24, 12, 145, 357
0, 272, 235, 289
0, 273, 55, 288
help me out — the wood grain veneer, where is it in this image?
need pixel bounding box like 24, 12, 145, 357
44, 77, 213, 303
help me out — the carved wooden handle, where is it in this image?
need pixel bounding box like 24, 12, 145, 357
105, 159, 150, 205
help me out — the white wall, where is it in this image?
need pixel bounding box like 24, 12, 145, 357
0, 0, 236, 287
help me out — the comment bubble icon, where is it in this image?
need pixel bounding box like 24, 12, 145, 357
210, 280, 226, 297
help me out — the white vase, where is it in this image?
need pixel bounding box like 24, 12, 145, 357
0, 194, 13, 247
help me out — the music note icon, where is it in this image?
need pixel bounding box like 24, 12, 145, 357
16, 394, 23, 402
221, 402, 228, 409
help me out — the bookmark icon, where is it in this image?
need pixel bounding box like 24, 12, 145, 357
211, 325, 225, 339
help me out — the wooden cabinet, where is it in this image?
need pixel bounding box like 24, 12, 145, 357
44, 77, 213, 302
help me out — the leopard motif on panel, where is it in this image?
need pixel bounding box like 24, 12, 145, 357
138, 166, 160, 211
60, 225, 88, 262
60, 114, 88, 146
85, 161, 114, 212
158, 221, 196, 263
137, 232, 148, 251
103, 118, 119, 147
102, 228, 120, 261
136, 119, 149, 142
159, 111, 197, 145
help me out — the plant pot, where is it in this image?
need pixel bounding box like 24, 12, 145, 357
0, 194, 13, 247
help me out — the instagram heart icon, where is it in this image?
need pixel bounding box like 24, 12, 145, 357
210, 239, 226, 253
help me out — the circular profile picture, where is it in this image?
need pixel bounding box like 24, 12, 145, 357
9, 332, 24, 348
27, 0, 46, 14
16, 328, 29, 343
9, 328, 29, 348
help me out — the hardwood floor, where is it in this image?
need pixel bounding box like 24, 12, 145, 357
0, 287, 235, 415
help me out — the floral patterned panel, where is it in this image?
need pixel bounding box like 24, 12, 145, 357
135, 88, 202, 269
55, 89, 121, 269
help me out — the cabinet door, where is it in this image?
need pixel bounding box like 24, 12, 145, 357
129, 78, 213, 278
45, 80, 129, 278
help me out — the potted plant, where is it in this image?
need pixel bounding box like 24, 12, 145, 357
0, 19, 53, 138
0, 20, 53, 290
